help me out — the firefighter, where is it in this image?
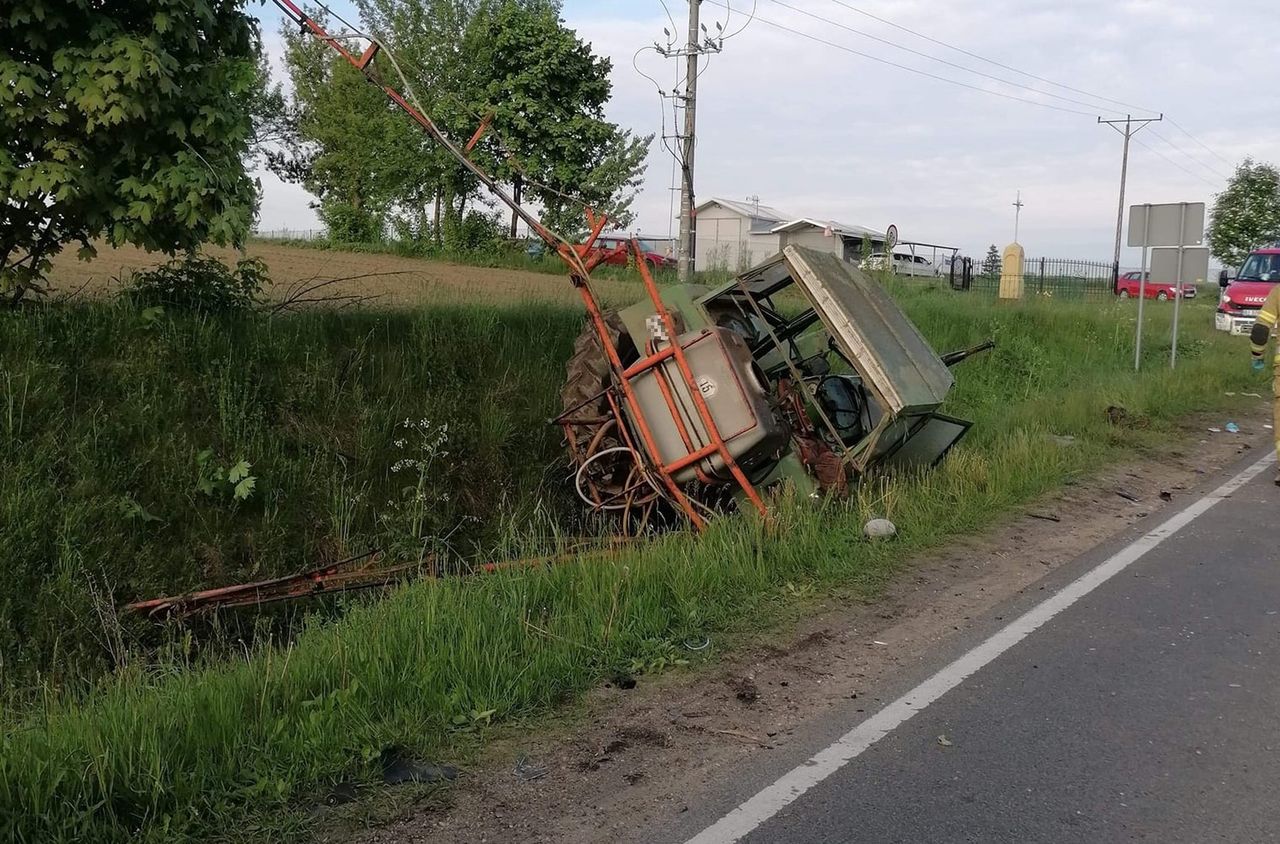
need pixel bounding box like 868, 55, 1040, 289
1249, 282, 1280, 483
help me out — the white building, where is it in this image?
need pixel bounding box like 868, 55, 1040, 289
693, 198, 793, 271
772, 218, 888, 264
692, 198, 887, 271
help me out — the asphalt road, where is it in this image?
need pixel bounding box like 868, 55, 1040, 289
679, 452, 1280, 844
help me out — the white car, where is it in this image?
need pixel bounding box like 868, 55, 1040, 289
860, 251, 939, 278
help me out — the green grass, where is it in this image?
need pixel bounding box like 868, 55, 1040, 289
0, 288, 1263, 842
0, 300, 589, 699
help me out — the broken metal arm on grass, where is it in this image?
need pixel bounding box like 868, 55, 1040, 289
122, 550, 414, 619
123, 540, 645, 619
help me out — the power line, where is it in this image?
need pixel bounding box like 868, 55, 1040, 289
1167, 117, 1235, 169
816, 0, 1240, 179
657, 0, 679, 36
821, 0, 1159, 116
698, 0, 1096, 117
767, 0, 1130, 116
738, 0, 1234, 180
717, 0, 759, 42
1132, 137, 1222, 188
1147, 128, 1230, 181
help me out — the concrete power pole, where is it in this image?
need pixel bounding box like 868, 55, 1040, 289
676, 1, 702, 283
1099, 113, 1162, 289
655, 2, 722, 282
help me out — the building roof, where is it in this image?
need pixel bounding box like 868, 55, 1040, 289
770, 218, 885, 240
695, 197, 793, 222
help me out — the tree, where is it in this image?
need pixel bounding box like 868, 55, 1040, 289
274, 17, 429, 242
301, 0, 650, 244
245, 49, 292, 168
1, 0, 260, 302
981, 244, 1001, 275
1208, 158, 1280, 268
461, 2, 651, 237
568, 129, 651, 232
350, 0, 497, 247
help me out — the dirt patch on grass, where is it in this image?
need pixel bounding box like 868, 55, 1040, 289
44, 242, 643, 308
346, 406, 1270, 844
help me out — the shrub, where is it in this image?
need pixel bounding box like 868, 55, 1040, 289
122, 254, 267, 313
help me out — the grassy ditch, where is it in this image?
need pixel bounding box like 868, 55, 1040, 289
0, 300, 589, 698
0, 290, 1263, 842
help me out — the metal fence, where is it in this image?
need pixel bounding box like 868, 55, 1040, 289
253, 228, 328, 241
949, 256, 1116, 301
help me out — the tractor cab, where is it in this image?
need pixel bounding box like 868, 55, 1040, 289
697, 246, 977, 491
596, 245, 985, 505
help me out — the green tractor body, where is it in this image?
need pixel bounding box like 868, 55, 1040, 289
560, 245, 989, 523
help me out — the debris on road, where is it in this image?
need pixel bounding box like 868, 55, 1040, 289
380, 746, 459, 785
937, 734, 953, 747
730, 676, 760, 704
683, 635, 712, 652
1226, 422, 1241, 433
864, 518, 898, 540
1027, 512, 1061, 522
513, 755, 549, 782
1115, 489, 1140, 502
324, 780, 359, 806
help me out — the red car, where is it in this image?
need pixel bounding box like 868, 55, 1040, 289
1116, 271, 1196, 300
583, 235, 677, 271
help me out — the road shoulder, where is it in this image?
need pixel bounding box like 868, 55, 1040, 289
343, 409, 1269, 844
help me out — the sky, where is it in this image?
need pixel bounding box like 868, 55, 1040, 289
253, 0, 1280, 265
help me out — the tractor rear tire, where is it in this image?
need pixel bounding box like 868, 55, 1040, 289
561, 314, 666, 528
560, 312, 632, 423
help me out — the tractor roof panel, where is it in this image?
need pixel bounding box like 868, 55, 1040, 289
779, 245, 954, 415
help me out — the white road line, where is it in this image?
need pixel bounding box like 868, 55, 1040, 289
685, 452, 1275, 844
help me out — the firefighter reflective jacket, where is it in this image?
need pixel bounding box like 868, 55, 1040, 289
1250, 285, 1280, 363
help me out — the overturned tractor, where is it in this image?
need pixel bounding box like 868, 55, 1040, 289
558, 246, 991, 530
271, 0, 989, 535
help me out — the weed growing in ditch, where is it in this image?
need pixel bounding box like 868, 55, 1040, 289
380, 418, 464, 564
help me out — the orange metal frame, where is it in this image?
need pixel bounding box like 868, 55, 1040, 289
272, 0, 769, 528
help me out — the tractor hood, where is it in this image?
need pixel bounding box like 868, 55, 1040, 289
771, 245, 956, 415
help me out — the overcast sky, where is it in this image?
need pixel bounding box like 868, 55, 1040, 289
255, 0, 1279, 264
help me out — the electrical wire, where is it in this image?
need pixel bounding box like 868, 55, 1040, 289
712, 0, 1234, 181
1132, 137, 1222, 188
1147, 128, 1230, 181
633, 44, 685, 175
1167, 117, 1235, 169
766, 0, 1129, 116
657, 0, 679, 38
823, 0, 1159, 116
698, 0, 1096, 117
817, 0, 1237, 178
717, 0, 758, 42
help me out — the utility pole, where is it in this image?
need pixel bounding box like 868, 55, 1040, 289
1012, 190, 1024, 243
677, 1, 701, 283
1099, 113, 1162, 290
660, 2, 721, 283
